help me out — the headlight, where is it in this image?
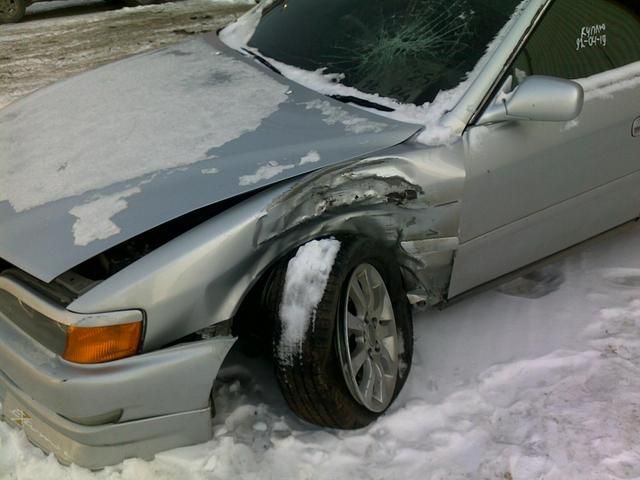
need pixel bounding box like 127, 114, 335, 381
1, 271, 144, 364
63, 320, 143, 364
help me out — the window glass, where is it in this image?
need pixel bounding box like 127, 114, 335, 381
249, 0, 523, 105
511, 0, 640, 82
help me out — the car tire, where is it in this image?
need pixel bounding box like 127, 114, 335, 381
269, 237, 413, 428
0, 0, 26, 23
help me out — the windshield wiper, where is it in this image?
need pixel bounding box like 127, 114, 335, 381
330, 95, 395, 112
240, 49, 394, 113
241, 48, 281, 75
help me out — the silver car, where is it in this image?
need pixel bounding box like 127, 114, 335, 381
1, 0, 639, 468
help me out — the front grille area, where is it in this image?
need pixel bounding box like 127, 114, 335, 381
0, 271, 72, 355
0, 288, 67, 354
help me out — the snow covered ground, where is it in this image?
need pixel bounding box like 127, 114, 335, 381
0, 0, 252, 109
2, 221, 640, 479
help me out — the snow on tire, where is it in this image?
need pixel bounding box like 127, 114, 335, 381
269, 236, 413, 429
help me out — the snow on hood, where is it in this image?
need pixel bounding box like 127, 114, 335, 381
0, 34, 421, 282
0, 38, 289, 213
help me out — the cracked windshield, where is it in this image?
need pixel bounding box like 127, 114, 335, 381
249, 0, 522, 104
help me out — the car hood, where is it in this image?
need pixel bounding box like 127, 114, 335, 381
0, 34, 422, 283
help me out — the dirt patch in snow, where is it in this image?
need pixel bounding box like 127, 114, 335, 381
0, 0, 251, 109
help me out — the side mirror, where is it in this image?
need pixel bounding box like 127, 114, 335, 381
478, 75, 584, 125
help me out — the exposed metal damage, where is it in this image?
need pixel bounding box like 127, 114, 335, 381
256, 144, 465, 307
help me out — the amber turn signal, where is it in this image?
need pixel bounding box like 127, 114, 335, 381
63, 321, 142, 364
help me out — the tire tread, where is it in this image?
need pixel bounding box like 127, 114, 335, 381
268, 237, 413, 429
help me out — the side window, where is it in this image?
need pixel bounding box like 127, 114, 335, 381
511, 0, 640, 82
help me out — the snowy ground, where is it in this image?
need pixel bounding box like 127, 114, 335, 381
0, 0, 252, 109
3, 3, 640, 479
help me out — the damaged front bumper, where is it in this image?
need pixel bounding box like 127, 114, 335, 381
0, 275, 236, 469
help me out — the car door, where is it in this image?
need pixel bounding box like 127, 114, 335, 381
448, 0, 640, 297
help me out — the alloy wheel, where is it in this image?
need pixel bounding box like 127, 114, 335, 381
337, 263, 399, 412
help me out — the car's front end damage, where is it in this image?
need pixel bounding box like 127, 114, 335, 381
0, 2, 476, 467
0, 135, 467, 467
0, 183, 288, 468
0, 168, 298, 468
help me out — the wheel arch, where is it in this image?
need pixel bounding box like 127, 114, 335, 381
232, 150, 465, 342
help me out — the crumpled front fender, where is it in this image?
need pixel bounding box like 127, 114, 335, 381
70, 142, 465, 349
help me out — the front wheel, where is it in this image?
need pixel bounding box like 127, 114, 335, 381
0, 0, 26, 23
269, 237, 413, 428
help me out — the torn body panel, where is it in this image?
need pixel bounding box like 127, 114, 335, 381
258, 141, 465, 304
